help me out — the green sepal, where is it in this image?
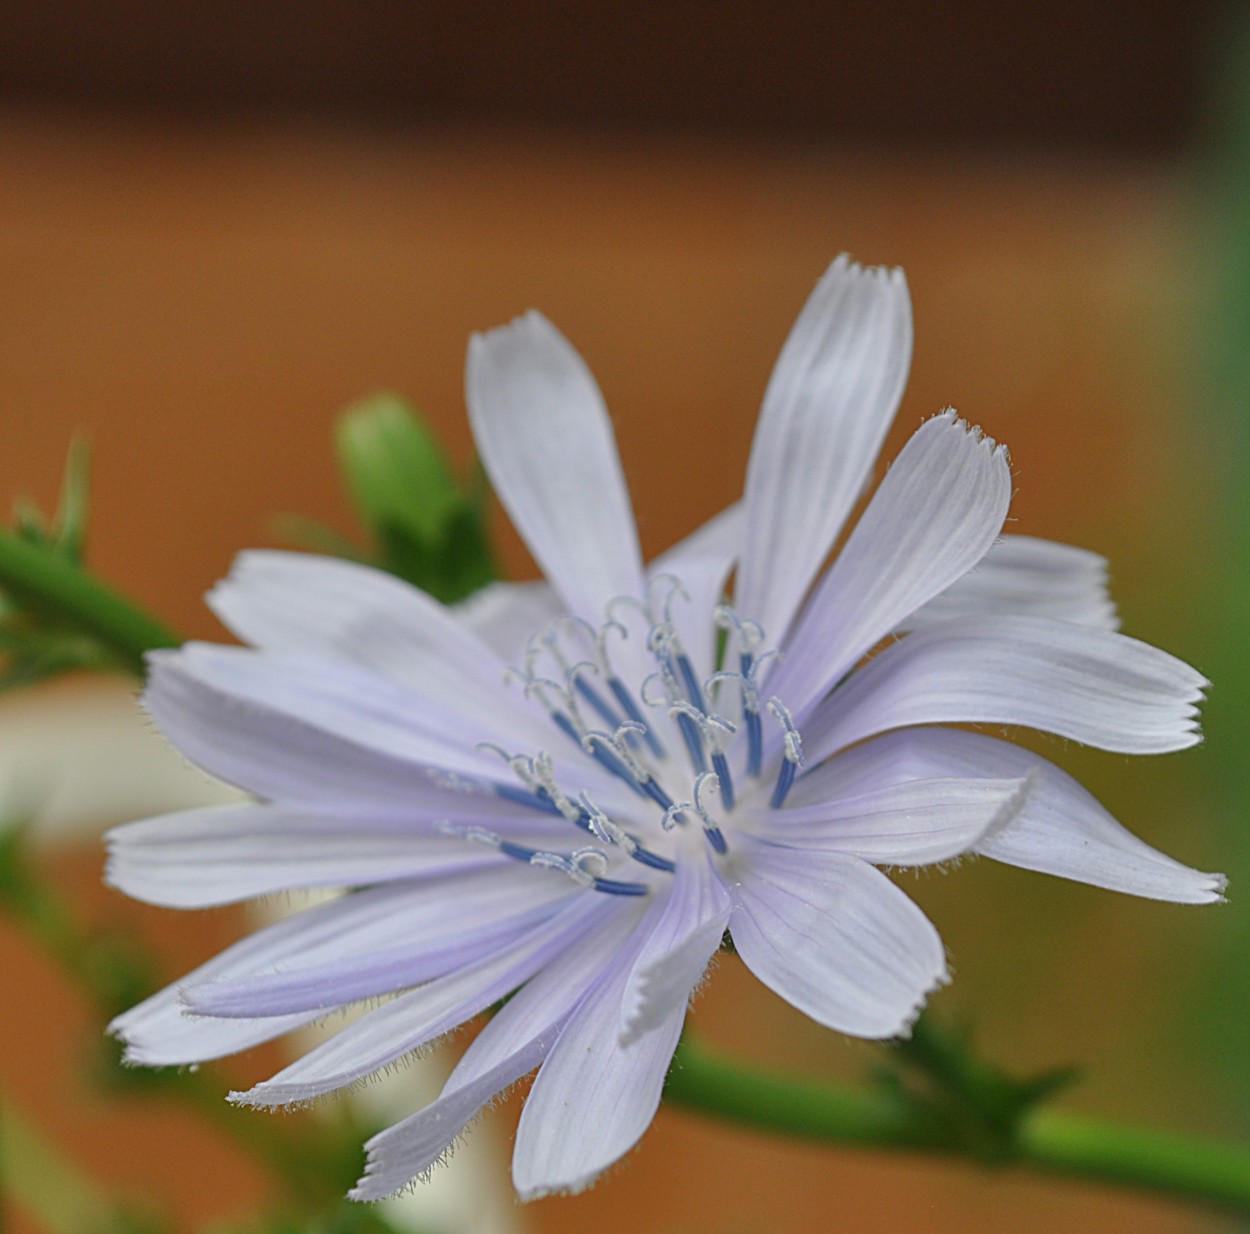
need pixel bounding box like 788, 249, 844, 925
331, 394, 497, 602
882, 1013, 1081, 1162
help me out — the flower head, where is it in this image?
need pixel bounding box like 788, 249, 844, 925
107, 256, 1223, 1201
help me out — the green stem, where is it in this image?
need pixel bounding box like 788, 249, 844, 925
666, 1039, 1250, 1216
0, 530, 179, 675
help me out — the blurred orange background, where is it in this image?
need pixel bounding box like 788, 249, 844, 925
0, 6, 1244, 1233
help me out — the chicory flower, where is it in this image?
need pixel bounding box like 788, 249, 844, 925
107, 256, 1222, 1201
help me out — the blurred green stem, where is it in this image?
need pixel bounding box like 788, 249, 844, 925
0, 529, 178, 675
667, 1038, 1250, 1216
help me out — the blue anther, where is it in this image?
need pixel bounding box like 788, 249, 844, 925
493, 783, 561, 814
641, 777, 675, 812
745, 709, 763, 778
574, 676, 623, 728
498, 840, 540, 862
703, 825, 729, 855
592, 877, 651, 896
607, 677, 666, 758
677, 653, 707, 712
739, 651, 764, 777
551, 710, 583, 748
583, 740, 649, 799
771, 758, 797, 809
675, 711, 708, 775
629, 845, 677, 873
711, 751, 735, 811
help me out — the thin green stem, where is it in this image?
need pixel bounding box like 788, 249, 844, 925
0, 530, 179, 675
666, 1039, 1250, 1216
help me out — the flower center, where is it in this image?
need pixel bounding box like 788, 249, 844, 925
441, 577, 804, 897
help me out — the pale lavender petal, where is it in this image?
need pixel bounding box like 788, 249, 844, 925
467, 311, 645, 624
105, 804, 565, 908
620, 852, 732, 1046
768, 410, 1012, 721
845, 728, 1226, 904
736, 257, 913, 646
208, 551, 544, 741
107, 889, 429, 1064
350, 901, 647, 1201
144, 645, 515, 806
801, 615, 1207, 765
759, 776, 1033, 866
183, 869, 580, 1017
512, 910, 687, 1197
729, 842, 946, 1038
454, 580, 563, 662
900, 535, 1117, 632
234, 895, 614, 1108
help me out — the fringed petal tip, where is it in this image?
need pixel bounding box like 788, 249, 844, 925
930, 406, 1009, 461
1204, 871, 1230, 904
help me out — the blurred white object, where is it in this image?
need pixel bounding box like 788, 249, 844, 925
0, 676, 243, 842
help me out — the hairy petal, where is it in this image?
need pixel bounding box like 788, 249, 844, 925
736, 257, 913, 646
467, 311, 645, 624
768, 410, 1012, 722
511, 882, 690, 1198
233, 895, 614, 1108
729, 842, 946, 1038
350, 900, 646, 1201
801, 615, 1207, 765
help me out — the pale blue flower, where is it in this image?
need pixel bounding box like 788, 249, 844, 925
107, 256, 1222, 1201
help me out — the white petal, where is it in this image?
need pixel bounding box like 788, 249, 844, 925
350, 900, 646, 1201
512, 931, 685, 1198
736, 257, 913, 646
758, 775, 1033, 866
106, 804, 562, 908
729, 842, 946, 1038
900, 535, 1118, 632
801, 615, 1207, 765
144, 644, 514, 806
467, 311, 645, 623
208, 551, 544, 741
840, 728, 1226, 904
234, 895, 612, 1108
620, 853, 731, 1046
768, 410, 1012, 722
454, 579, 563, 662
